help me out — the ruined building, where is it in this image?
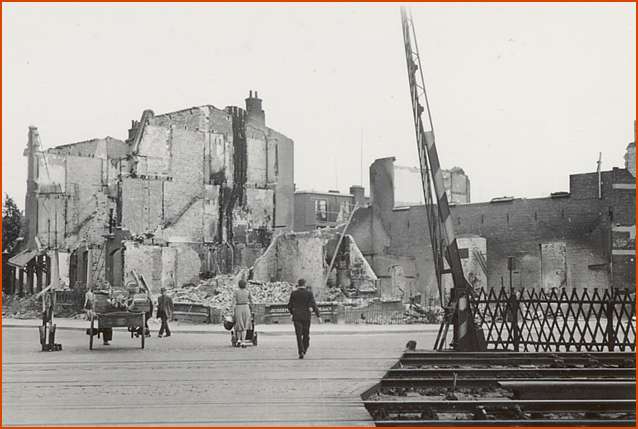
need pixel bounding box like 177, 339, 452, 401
293, 187, 368, 231
346, 133, 636, 304
293, 164, 468, 232
7, 92, 294, 294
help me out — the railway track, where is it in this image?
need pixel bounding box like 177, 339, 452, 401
361, 351, 636, 426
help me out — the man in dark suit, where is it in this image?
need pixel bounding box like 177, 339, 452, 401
287, 279, 321, 359
157, 287, 174, 338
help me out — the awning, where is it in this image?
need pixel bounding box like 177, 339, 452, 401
7, 249, 39, 269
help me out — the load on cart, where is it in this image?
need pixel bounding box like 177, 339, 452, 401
84, 272, 153, 350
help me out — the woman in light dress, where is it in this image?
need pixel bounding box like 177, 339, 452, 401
232, 280, 253, 348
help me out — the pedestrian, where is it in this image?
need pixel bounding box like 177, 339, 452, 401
232, 279, 253, 348
84, 285, 112, 346
287, 278, 321, 359
157, 287, 174, 338
83, 285, 95, 316
125, 285, 153, 338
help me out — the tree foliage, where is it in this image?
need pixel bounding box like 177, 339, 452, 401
3, 194, 23, 256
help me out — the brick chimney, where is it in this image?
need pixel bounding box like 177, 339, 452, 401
23, 126, 41, 249
245, 90, 265, 127
349, 185, 365, 207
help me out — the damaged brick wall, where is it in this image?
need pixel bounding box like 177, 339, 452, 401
117, 99, 294, 287
450, 196, 611, 290
348, 157, 634, 303
36, 194, 65, 249
160, 128, 207, 235
124, 107, 235, 246
122, 241, 202, 293
30, 143, 123, 288
252, 230, 377, 301
609, 168, 636, 290
268, 129, 294, 230
25, 94, 294, 293
225, 106, 247, 243
120, 178, 164, 236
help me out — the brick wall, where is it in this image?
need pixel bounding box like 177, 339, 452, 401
123, 241, 202, 293
120, 103, 294, 281
47, 137, 128, 160
351, 157, 635, 301
293, 192, 355, 231
36, 195, 66, 248
609, 168, 636, 290
266, 127, 294, 231
28, 98, 294, 290
120, 177, 164, 236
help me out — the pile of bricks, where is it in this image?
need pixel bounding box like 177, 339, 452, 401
166, 276, 294, 316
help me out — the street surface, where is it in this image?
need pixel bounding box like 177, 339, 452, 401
2, 321, 436, 426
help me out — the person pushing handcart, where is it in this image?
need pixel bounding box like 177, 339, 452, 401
224, 279, 258, 348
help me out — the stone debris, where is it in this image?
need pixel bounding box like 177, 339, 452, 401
325, 287, 346, 302
251, 228, 378, 301
166, 274, 295, 315
2, 293, 43, 319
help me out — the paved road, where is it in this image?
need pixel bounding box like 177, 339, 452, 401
2, 324, 436, 426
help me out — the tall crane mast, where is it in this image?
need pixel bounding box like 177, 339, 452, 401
400, 7, 484, 352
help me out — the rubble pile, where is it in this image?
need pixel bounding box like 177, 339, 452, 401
403, 305, 444, 324
166, 274, 294, 315
326, 287, 346, 302
2, 293, 43, 319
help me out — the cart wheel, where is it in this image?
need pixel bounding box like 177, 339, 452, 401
89, 315, 94, 350
252, 332, 258, 346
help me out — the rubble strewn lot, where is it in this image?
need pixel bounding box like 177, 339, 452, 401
2, 294, 42, 319
167, 274, 294, 315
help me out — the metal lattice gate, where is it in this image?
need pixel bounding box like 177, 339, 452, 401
470, 287, 636, 352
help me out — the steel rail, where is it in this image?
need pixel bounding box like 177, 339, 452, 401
363, 399, 635, 412
374, 419, 636, 427
402, 351, 636, 359
398, 356, 634, 367
379, 377, 636, 387
385, 367, 636, 379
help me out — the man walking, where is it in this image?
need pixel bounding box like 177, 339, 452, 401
157, 287, 174, 338
287, 279, 321, 359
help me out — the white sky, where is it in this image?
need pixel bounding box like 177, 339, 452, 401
3, 2, 635, 210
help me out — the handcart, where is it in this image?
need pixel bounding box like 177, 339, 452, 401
87, 311, 146, 350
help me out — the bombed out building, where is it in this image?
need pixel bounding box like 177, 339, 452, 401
345, 132, 636, 304
6, 92, 294, 294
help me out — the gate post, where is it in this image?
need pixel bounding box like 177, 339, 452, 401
606, 290, 615, 351
510, 287, 520, 352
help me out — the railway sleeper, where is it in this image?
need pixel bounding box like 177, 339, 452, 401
365, 401, 636, 424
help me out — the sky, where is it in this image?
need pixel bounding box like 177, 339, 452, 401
2, 2, 635, 210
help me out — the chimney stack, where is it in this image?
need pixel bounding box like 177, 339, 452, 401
24, 126, 41, 249
349, 185, 366, 207
245, 90, 265, 127
625, 121, 636, 177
